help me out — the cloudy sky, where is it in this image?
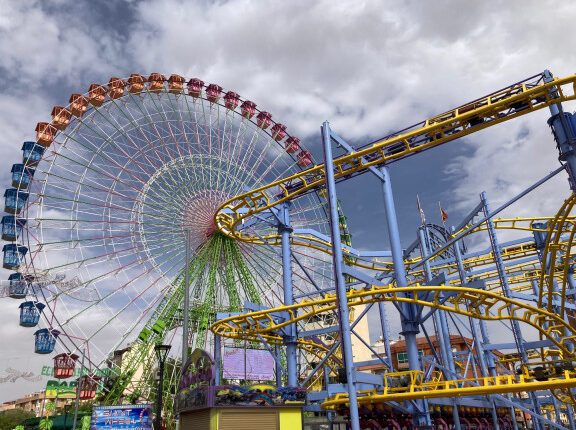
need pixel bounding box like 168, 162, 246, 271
2, 0, 576, 402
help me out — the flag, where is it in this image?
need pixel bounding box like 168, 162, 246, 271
416, 195, 426, 225
439, 202, 448, 225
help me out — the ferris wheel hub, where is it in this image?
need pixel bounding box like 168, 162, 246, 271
180, 189, 229, 240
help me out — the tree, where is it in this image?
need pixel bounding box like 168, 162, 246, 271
0, 409, 36, 430
38, 417, 53, 430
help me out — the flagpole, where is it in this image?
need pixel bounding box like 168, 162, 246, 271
416, 194, 426, 226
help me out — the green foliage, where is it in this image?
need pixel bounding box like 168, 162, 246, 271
80, 415, 91, 430
39, 417, 53, 430
0, 409, 36, 430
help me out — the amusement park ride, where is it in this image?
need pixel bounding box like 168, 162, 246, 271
4, 70, 576, 429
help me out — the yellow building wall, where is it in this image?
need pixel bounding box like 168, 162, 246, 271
211, 408, 219, 430
278, 408, 302, 430
350, 303, 374, 362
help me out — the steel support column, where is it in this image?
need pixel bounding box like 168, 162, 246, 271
452, 228, 500, 430
322, 122, 360, 430
275, 344, 282, 387
280, 202, 297, 387
418, 227, 461, 430
182, 230, 191, 367
379, 165, 430, 427
481, 192, 543, 429
214, 334, 221, 385
567, 404, 576, 430
377, 301, 393, 369
544, 70, 576, 190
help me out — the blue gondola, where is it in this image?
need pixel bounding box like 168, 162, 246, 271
4, 189, 29, 214
22, 141, 45, 165
3, 244, 27, 269
1, 216, 26, 241
8, 273, 28, 298
19, 301, 45, 327
11, 164, 35, 189
34, 328, 60, 354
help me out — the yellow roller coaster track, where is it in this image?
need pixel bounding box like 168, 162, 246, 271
211, 283, 576, 388
214, 73, 576, 245
321, 370, 576, 409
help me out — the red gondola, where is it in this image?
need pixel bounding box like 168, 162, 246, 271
187, 78, 204, 97
297, 150, 312, 167
271, 123, 287, 141
128, 74, 146, 94
51, 107, 71, 130
285, 136, 300, 154
224, 91, 240, 110
108, 78, 127, 99
206, 84, 223, 102
256, 111, 272, 129
68, 94, 88, 117
241, 100, 256, 119
78, 374, 101, 400
53, 353, 79, 379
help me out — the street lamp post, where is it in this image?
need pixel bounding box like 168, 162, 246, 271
154, 344, 171, 430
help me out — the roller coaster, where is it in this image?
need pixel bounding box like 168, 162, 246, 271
210, 70, 576, 429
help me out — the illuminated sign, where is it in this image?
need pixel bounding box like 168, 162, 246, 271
91, 405, 153, 430
222, 348, 274, 381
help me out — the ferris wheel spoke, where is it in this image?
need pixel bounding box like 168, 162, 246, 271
126, 93, 182, 167
103, 95, 170, 170
61, 115, 157, 181
42, 144, 147, 194
236, 244, 285, 304
182, 96, 222, 190
84, 272, 169, 343
61, 253, 178, 326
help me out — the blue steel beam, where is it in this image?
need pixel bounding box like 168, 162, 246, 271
321, 122, 360, 430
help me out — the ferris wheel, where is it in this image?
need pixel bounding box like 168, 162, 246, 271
2, 74, 334, 403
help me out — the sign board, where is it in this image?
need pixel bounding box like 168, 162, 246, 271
222, 348, 274, 380
45, 380, 77, 398
175, 349, 215, 412
91, 405, 153, 430
41, 366, 112, 378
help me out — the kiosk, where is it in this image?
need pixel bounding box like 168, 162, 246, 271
176, 349, 305, 430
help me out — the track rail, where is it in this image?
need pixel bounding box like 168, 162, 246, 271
321, 371, 576, 408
